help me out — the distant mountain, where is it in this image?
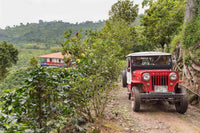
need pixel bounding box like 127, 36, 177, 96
0, 20, 105, 45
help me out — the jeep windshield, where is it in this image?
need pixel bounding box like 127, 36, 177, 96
131, 55, 172, 70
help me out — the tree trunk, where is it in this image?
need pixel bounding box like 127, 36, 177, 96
184, 0, 194, 22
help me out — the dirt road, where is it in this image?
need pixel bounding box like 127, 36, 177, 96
100, 82, 200, 133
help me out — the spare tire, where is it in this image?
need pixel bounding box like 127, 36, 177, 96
122, 70, 127, 87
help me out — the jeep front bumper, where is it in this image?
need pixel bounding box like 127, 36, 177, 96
140, 92, 184, 101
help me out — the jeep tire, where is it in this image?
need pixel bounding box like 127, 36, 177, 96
175, 88, 188, 114
131, 87, 141, 112
128, 91, 131, 100
122, 70, 127, 87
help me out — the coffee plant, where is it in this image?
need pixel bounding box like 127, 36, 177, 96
0, 67, 73, 132
0, 29, 124, 132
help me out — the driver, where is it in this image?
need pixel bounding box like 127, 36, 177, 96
135, 57, 142, 65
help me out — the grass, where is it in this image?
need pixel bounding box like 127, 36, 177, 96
11, 48, 51, 72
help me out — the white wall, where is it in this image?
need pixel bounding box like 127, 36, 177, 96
46, 58, 64, 63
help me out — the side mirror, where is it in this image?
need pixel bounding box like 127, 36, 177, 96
172, 60, 176, 65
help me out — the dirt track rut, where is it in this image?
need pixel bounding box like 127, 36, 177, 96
101, 83, 200, 133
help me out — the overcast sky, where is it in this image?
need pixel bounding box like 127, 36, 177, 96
0, 0, 145, 29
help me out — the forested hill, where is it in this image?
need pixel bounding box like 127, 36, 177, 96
0, 20, 105, 45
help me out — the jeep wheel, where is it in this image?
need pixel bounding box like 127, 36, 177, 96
122, 70, 127, 87
128, 91, 131, 100
175, 88, 188, 114
131, 87, 141, 112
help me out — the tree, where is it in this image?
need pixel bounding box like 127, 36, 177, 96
142, 0, 155, 7
109, 0, 139, 23
61, 29, 124, 124
29, 56, 39, 67
0, 41, 18, 80
106, 0, 142, 57
141, 0, 185, 51
39, 20, 44, 24
100, 19, 137, 58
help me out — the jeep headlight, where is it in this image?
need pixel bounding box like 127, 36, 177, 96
142, 73, 150, 81
169, 72, 177, 81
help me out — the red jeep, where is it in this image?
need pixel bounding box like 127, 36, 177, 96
122, 52, 188, 114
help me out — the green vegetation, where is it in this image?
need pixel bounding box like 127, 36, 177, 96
0, 20, 105, 45
100, 20, 136, 57
0, 41, 18, 80
61, 29, 124, 121
179, 18, 200, 62
170, 33, 182, 53
0, 21, 106, 91
0, 67, 72, 132
11, 48, 50, 72
183, 18, 200, 48
29, 56, 39, 67
109, 0, 138, 23
141, 0, 185, 51
170, 0, 200, 62
0, 68, 30, 91
0, 28, 126, 132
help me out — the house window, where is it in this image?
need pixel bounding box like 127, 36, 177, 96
50, 58, 52, 62
59, 59, 61, 63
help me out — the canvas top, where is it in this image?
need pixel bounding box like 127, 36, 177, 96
126, 52, 171, 57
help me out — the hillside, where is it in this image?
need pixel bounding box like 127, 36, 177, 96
0, 20, 105, 45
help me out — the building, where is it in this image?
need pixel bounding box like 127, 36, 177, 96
38, 52, 70, 67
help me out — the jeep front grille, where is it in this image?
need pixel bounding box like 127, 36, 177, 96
152, 75, 168, 90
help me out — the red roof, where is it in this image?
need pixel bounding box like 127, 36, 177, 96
38, 52, 70, 59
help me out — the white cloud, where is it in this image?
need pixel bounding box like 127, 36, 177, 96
0, 0, 3, 28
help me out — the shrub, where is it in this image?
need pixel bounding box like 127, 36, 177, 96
0, 67, 73, 132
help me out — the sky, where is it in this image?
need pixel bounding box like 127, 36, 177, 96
0, 0, 145, 29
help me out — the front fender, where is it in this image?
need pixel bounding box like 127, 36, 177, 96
178, 80, 184, 83
132, 80, 143, 84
